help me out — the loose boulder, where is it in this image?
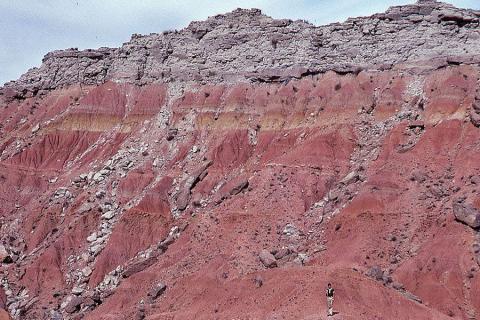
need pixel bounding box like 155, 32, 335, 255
148, 282, 167, 301
229, 180, 249, 196
122, 256, 158, 278
176, 160, 212, 211
0, 246, 12, 264
259, 249, 277, 268
453, 200, 480, 229
65, 296, 83, 314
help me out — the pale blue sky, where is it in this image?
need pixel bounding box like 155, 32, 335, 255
0, 0, 479, 85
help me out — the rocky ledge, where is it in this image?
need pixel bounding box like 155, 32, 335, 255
1, 0, 480, 100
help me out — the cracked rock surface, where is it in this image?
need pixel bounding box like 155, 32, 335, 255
2, 0, 480, 98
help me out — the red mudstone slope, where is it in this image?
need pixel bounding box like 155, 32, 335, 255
1, 1, 480, 319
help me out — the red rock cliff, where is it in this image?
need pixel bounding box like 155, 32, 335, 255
1, 1, 480, 319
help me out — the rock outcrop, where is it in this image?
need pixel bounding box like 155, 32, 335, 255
2, 0, 480, 99
1, 1, 480, 320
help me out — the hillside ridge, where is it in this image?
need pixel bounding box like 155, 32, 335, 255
1, 1, 480, 319
1, 0, 479, 100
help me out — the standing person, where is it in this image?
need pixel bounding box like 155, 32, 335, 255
326, 283, 335, 316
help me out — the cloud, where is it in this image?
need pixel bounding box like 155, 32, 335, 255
1, 0, 479, 85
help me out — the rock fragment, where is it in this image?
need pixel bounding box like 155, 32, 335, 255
273, 247, 293, 260
453, 200, 480, 229
0, 245, 12, 264
95, 190, 106, 199
64, 296, 83, 314
403, 291, 423, 304
253, 275, 263, 288
282, 224, 298, 237
166, 128, 178, 141
340, 171, 359, 185
176, 160, 212, 211
102, 211, 115, 220
470, 109, 480, 127
259, 249, 277, 268
50, 310, 63, 320
366, 265, 385, 281
82, 266, 93, 277
31, 124, 40, 134
294, 253, 310, 265
229, 180, 249, 196
87, 233, 97, 242
147, 282, 167, 301
71, 287, 84, 296
122, 256, 158, 278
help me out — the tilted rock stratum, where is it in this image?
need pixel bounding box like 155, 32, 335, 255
1, 0, 480, 319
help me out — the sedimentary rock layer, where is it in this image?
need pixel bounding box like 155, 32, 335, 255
1, 0, 480, 98
1, 1, 480, 319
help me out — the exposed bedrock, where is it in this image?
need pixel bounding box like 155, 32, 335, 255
1, 0, 480, 99
1, 1, 480, 319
